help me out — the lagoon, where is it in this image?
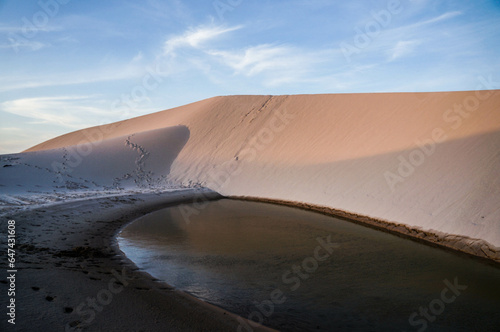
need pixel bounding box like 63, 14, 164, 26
118, 199, 500, 331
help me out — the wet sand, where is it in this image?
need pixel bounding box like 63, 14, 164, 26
0, 189, 274, 332
2, 188, 499, 331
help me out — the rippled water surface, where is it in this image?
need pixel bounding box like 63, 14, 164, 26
118, 199, 500, 331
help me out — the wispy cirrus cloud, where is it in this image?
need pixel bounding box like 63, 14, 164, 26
159, 24, 338, 87
207, 44, 335, 86
0, 39, 46, 51
407, 11, 462, 29
0, 24, 62, 33
387, 11, 462, 42
163, 24, 243, 55
0, 24, 62, 51
0, 55, 146, 93
208, 44, 297, 76
376, 11, 463, 40
388, 40, 422, 61
0, 127, 56, 154
0, 96, 119, 128
339, 10, 465, 66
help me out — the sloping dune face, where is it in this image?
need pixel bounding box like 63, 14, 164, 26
26, 91, 500, 251
2, 126, 189, 195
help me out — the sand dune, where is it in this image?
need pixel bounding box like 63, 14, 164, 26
0, 126, 189, 213
4, 91, 500, 260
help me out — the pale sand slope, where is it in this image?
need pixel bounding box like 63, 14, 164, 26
21, 91, 500, 260
0, 125, 190, 210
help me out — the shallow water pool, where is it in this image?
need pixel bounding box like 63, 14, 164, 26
118, 199, 500, 331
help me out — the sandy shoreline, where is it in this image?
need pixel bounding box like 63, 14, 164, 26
0, 189, 275, 332
0, 189, 498, 331
1, 188, 499, 331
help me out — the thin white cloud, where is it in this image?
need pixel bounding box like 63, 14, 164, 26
132, 51, 144, 62
155, 23, 345, 88
0, 60, 145, 92
342, 10, 464, 65
0, 25, 62, 33
420, 11, 462, 25
163, 24, 242, 55
207, 44, 333, 86
0, 24, 63, 51
127, 0, 193, 22
208, 44, 294, 76
393, 11, 462, 33
389, 40, 422, 61
0, 96, 116, 129
0, 39, 47, 51
0, 127, 56, 154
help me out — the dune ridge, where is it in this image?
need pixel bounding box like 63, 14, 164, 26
9, 91, 500, 261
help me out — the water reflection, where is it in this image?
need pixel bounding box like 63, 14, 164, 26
118, 199, 500, 331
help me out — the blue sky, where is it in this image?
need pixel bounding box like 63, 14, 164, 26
1, 0, 499, 154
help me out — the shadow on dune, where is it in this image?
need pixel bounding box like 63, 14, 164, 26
0, 125, 191, 194
218, 129, 500, 253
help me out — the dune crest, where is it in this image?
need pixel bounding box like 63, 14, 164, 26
7, 91, 500, 260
